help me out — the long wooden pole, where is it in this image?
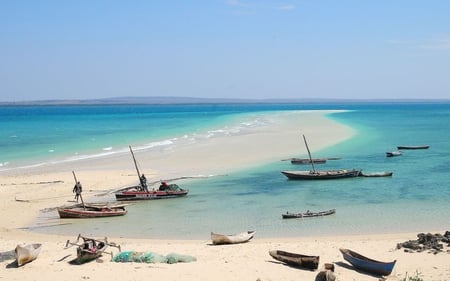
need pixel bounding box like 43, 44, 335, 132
302, 134, 316, 173
129, 146, 141, 180
72, 171, 86, 209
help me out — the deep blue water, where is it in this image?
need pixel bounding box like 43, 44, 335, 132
2, 102, 449, 239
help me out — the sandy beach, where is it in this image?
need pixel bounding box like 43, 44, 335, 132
1, 110, 449, 281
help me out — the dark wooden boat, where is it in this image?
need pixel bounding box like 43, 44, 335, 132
269, 250, 319, 270
386, 151, 402, 157
397, 145, 429, 150
358, 171, 393, 177
57, 203, 127, 218
211, 231, 255, 245
66, 234, 121, 265
290, 158, 327, 164
115, 184, 188, 201
339, 248, 396, 276
282, 209, 336, 219
115, 146, 189, 201
282, 169, 360, 180
282, 135, 359, 180
15, 243, 42, 266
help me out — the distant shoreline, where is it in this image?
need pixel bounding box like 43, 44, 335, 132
1, 96, 449, 105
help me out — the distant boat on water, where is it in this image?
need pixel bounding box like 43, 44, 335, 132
282, 135, 359, 180
358, 171, 393, 177
386, 151, 402, 157
397, 145, 430, 150
282, 209, 336, 219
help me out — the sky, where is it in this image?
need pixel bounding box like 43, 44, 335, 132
1, 0, 449, 102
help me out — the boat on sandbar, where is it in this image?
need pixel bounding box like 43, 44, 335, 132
15, 243, 42, 267
269, 250, 319, 270
339, 248, 396, 276
210, 231, 255, 245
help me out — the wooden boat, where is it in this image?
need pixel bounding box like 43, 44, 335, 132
358, 171, 393, 177
15, 243, 42, 266
282, 209, 336, 219
386, 151, 402, 157
281, 169, 360, 180
66, 234, 120, 264
397, 145, 429, 150
210, 231, 255, 245
282, 135, 359, 180
114, 146, 189, 201
339, 248, 396, 276
269, 250, 319, 270
115, 184, 188, 201
290, 158, 327, 164
57, 203, 127, 218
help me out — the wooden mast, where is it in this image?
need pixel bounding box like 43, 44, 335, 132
129, 146, 142, 182
72, 171, 86, 209
302, 134, 317, 173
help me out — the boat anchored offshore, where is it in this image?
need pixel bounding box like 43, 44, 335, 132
282, 209, 336, 219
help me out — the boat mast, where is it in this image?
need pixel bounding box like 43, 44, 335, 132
302, 134, 316, 173
129, 146, 141, 180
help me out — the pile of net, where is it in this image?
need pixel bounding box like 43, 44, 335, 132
113, 251, 196, 264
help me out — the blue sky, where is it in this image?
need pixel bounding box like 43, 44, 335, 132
1, 0, 449, 102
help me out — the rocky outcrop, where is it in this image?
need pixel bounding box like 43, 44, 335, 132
397, 231, 450, 254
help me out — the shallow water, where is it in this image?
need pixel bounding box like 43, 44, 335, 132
9, 102, 450, 239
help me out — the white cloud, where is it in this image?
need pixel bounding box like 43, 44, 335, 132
276, 4, 295, 11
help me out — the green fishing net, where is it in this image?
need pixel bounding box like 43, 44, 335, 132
113, 251, 196, 264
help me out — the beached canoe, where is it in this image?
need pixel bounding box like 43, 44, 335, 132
57, 203, 127, 218
397, 145, 430, 150
281, 169, 360, 180
210, 231, 255, 245
15, 243, 42, 266
65, 235, 120, 265
282, 209, 336, 219
269, 250, 319, 270
339, 248, 396, 276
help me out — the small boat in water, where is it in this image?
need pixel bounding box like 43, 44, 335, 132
210, 231, 255, 245
269, 250, 319, 270
283, 135, 359, 180
290, 158, 327, 164
386, 151, 402, 157
282, 169, 361, 180
282, 209, 336, 219
397, 145, 430, 150
339, 248, 396, 276
15, 243, 42, 266
57, 203, 128, 218
358, 171, 393, 177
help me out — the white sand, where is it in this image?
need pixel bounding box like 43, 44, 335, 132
1, 110, 448, 281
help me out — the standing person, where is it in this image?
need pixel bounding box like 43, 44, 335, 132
73, 181, 82, 202
140, 174, 148, 192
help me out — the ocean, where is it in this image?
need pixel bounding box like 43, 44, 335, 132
1, 102, 449, 239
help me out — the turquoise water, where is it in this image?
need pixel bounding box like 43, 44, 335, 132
2, 102, 449, 239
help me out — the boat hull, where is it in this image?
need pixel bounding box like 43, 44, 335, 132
340, 248, 396, 276
115, 184, 188, 201
58, 207, 127, 218
397, 145, 429, 150
282, 209, 336, 219
211, 231, 255, 245
15, 243, 42, 266
281, 169, 360, 180
269, 250, 319, 270
290, 158, 327, 164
